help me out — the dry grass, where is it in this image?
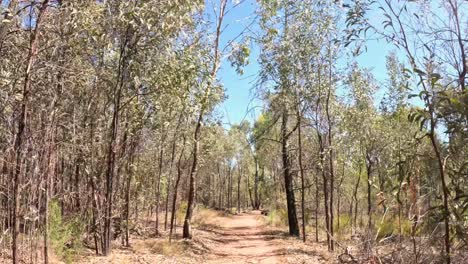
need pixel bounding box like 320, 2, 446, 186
192, 207, 226, 230
138, 239, 187, 256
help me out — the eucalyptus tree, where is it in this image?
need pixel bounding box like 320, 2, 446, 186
89, 0, 204, 254
346, 0, 467, 262
251, 111, 281, 208
181, 0, 227, 239
294, 3, 341, 248
0, 1, 52, 262
182, 0, 251, 239
0, 0, 207, 260
346, 64, 379, 228
257, 0, 303, 237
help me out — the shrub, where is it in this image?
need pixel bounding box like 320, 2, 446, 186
176, 201, 188, 226
192, 207, 222, 229
375, 215, 415, 240
333, 214, 352, 235
376, 218, 395, 240
48, 200, 84, 263
146, 240, 187, 256
265, 208, 288, 227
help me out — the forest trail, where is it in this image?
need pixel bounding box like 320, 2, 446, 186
204, 210, 284, 264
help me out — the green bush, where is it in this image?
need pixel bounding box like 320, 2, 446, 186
176, 201, 188, 225
376, 218, 395, 240
400, 218, 413, 236
375, 215, 415, 240
265, 208, 288, 227
333, 214, 352, 234
48, 200, 84, 263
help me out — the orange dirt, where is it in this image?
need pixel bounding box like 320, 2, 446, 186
204, 210, 284, 264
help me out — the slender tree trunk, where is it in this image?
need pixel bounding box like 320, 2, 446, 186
254, 158, 260, 210
87, 120, 100, 255
170, 137, 186, 242
365, 154, 372, 229
429, 120, 451, 264
11, 2, 49, 262
337, 164, 344, 232
217, 162, 222, 208
182, 0, 226, 239
155, 134, 165, 236
318, 133, 331, 250
281, 109, 300, 237
124, 162, 132, 247
183, 114, 201, 239
322, 161, 330, 250
43, 142, 51, 264
297, 111, 306, 242
165, 114, 182, 230
124, 140, 137, 247
246, 166, 254, 209
228, 164, 232, 210
315, 171, 319, 242
326, 47, 335, 251
103, 47, 129, 255
353, 166, 361, 230
43, 76, 61, 263
237, 164, 241, 214
103, 84, 123, 255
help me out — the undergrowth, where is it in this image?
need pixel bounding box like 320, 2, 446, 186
48, 200, 84, 263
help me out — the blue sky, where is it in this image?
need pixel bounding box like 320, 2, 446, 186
215, 0, 262, 126
216, 0, 395, 127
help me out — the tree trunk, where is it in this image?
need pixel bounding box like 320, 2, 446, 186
124, 139, 137, 247
103, 42, 128, 255
318, 133, 331, 250
365, 154, 372, 229
228, 164, 232, 210
254, 158, 260, 210
326, 47, 335, 251
237, 164, 241, 214
297, 111, 306, 242
11, 2, 49, 262
183, 113, 201, 239
315, 171, 319, 242
182, 0, 226, 239
170, 137, 186, 242
281, 109, 300, 237
353, 166, 361, 230
165, 116, 182, 230
155, 134, 165, 236
429, 122, 451, 264
246, 166, 254, 209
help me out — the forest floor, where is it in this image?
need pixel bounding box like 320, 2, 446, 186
79, 210, 331, 264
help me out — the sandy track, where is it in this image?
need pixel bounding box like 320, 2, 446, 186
204, 211, 284, 264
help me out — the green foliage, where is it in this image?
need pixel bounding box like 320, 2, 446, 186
375, 215, 414, 241
375, 218, 394, 240
48, 200, 84, 263
333, 214, 352, 235
176, 201, 188, 226
228, 41, 251, 75
265, 208, 288, 227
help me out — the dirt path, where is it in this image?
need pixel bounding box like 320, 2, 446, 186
79, 210, 330, 264
204, 210, 284, 264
